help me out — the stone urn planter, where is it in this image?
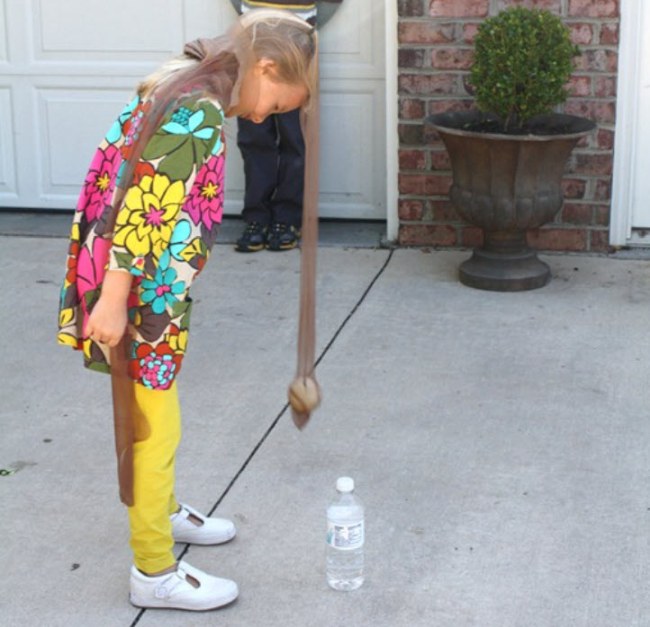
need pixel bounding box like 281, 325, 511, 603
426, 110, 596, 291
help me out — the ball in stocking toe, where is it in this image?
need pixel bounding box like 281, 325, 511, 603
288, 377, 321, 414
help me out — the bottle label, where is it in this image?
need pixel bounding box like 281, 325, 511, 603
327, 521, 364, 550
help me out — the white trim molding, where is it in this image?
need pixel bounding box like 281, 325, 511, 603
384, 0, 399, 243
610, 0, 643, 245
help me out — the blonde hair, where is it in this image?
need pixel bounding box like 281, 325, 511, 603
138, 57, 198, 99
239, 9, 318, 107
138, 9, 317, 103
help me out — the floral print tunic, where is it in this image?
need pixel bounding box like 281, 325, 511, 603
58, 94, 226, 390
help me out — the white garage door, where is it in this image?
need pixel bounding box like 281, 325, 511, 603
0, 0, 386, 220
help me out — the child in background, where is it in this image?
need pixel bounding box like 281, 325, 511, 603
58, 9, 317, 612
234, 0, 317, 252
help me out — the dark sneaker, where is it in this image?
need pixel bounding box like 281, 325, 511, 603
266, 223, 300, 251
235, 222, 267, 252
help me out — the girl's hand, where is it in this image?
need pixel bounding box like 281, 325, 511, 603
85, 269, 133, 348
85, 297, 128, 348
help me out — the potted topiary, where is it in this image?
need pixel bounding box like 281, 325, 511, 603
426, 7, 596, 291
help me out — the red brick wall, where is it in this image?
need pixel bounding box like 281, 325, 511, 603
397, 0, 620, 252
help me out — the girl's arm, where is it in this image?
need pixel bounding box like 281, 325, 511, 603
85, 270, 132, 347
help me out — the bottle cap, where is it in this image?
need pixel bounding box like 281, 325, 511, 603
336, 476, 354, 493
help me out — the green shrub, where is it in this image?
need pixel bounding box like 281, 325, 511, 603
469, 7, 579, 131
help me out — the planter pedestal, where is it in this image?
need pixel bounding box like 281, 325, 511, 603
426, 111, 596, 292
459, 231, 549, 291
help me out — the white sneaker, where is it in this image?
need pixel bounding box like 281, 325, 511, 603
129, 562, 238, 611
171, 503, 236, 545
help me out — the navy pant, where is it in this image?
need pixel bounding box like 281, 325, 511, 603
237, 108, 304, 228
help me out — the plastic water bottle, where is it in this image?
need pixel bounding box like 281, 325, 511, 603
326, 476, 364, 591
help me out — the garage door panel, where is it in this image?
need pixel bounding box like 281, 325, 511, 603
320, 0, 384, 79
0, 88, 18, 199
182, 0, 237, 41
0, 0, 8, 62
319, 84, 385, 218
34, 0, 182, 62
34, 0, 238, 64
35, 88, 134, 200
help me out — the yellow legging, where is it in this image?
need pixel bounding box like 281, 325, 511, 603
128, 382, 181, 574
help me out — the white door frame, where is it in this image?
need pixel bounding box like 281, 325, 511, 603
610, 0, 643, 245
384, 0, 399, 242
